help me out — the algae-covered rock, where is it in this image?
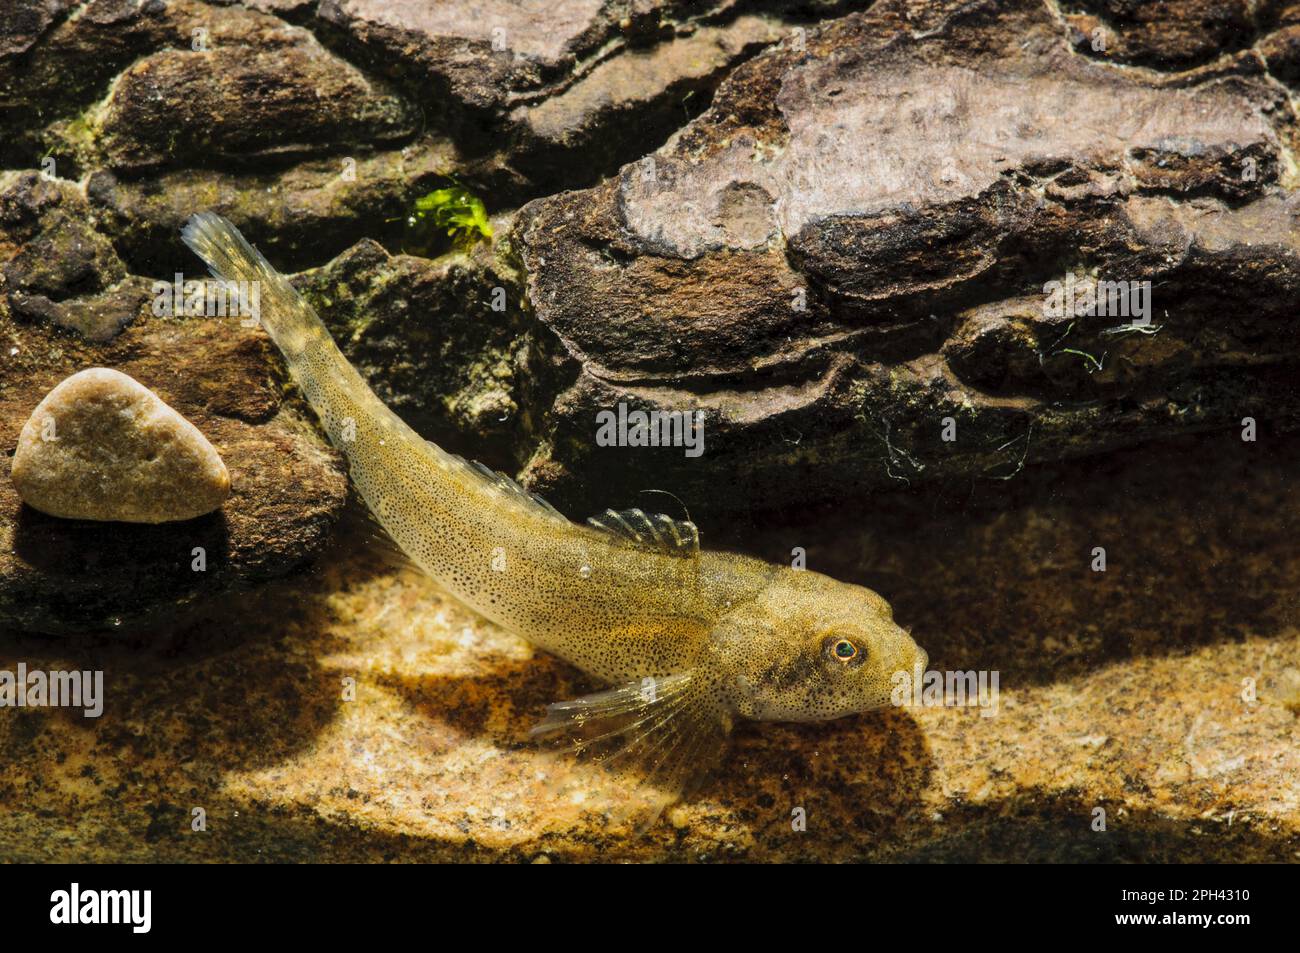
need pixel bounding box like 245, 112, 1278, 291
85, 140, 480, 275
1, 0, 304, 168
94, 30, 418, 172
292, 235, 528, 463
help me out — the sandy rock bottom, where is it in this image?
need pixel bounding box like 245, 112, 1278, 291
1, 433, 1297, 862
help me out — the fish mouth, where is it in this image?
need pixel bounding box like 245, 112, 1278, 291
914, 647, 929, 674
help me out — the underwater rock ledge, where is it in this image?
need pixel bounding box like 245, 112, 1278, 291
510, 0, 1300, 514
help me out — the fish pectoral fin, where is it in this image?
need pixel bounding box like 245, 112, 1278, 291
530, 672, 732, 806
337, 493, 424, 575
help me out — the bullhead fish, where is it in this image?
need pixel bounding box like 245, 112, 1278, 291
182, 212, 928, 808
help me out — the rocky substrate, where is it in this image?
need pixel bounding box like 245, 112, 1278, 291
0, 433, 1296, 861
1, 172, 347, 634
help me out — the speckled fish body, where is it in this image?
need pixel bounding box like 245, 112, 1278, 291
182, 212, 928, 801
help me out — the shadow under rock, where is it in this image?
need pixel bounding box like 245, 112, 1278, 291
8, 503, 232, 633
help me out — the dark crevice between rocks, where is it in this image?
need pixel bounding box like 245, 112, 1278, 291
211, 0, 321, 29
509, 74, 727, 201
1058, 0, 1283, 72
303, 11, 526, 162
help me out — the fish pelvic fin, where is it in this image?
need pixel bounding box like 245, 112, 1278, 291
531, 671, 732, 827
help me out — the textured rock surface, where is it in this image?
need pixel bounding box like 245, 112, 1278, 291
94, 31, 417, 173
3, 0, 321, 168
316, 0, 865, 192
0, 0, 852, 276
512, 0, 1300, 514
293, 235, 528, 462
1, 172, 348, 633
1, 433, 1296, 861
11, 367, 232, 523
1, 0, 455, 275
86, 140, 476, 275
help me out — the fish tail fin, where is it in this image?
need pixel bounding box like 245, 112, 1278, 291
181, 211, 331, 366
181, 211, 405, 452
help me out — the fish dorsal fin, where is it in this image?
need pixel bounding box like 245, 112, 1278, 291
442, 449, 567, 523
586, 508, 700, 558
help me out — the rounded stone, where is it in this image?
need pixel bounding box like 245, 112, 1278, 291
9, 367, 231, 523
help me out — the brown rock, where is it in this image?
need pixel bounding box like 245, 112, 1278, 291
0, 167, 348, 634
508, 0, 1300, 516
0, 172, 124, 299
84, 139, 516, 276
0, 0, 72, 59
1, 0, 296, 169
293, 236, 525, 461
94, 31, 418, 172
317, 0, 870, 194
506, 14, 788, 193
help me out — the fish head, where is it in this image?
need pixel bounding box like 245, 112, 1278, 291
720, 566, 927, 723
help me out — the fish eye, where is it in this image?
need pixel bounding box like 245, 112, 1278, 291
823, 635, 861, 664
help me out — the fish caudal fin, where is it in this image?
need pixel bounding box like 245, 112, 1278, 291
531, 672, 732, 827
182, 211, 421, 464
181, 212, 331, 366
